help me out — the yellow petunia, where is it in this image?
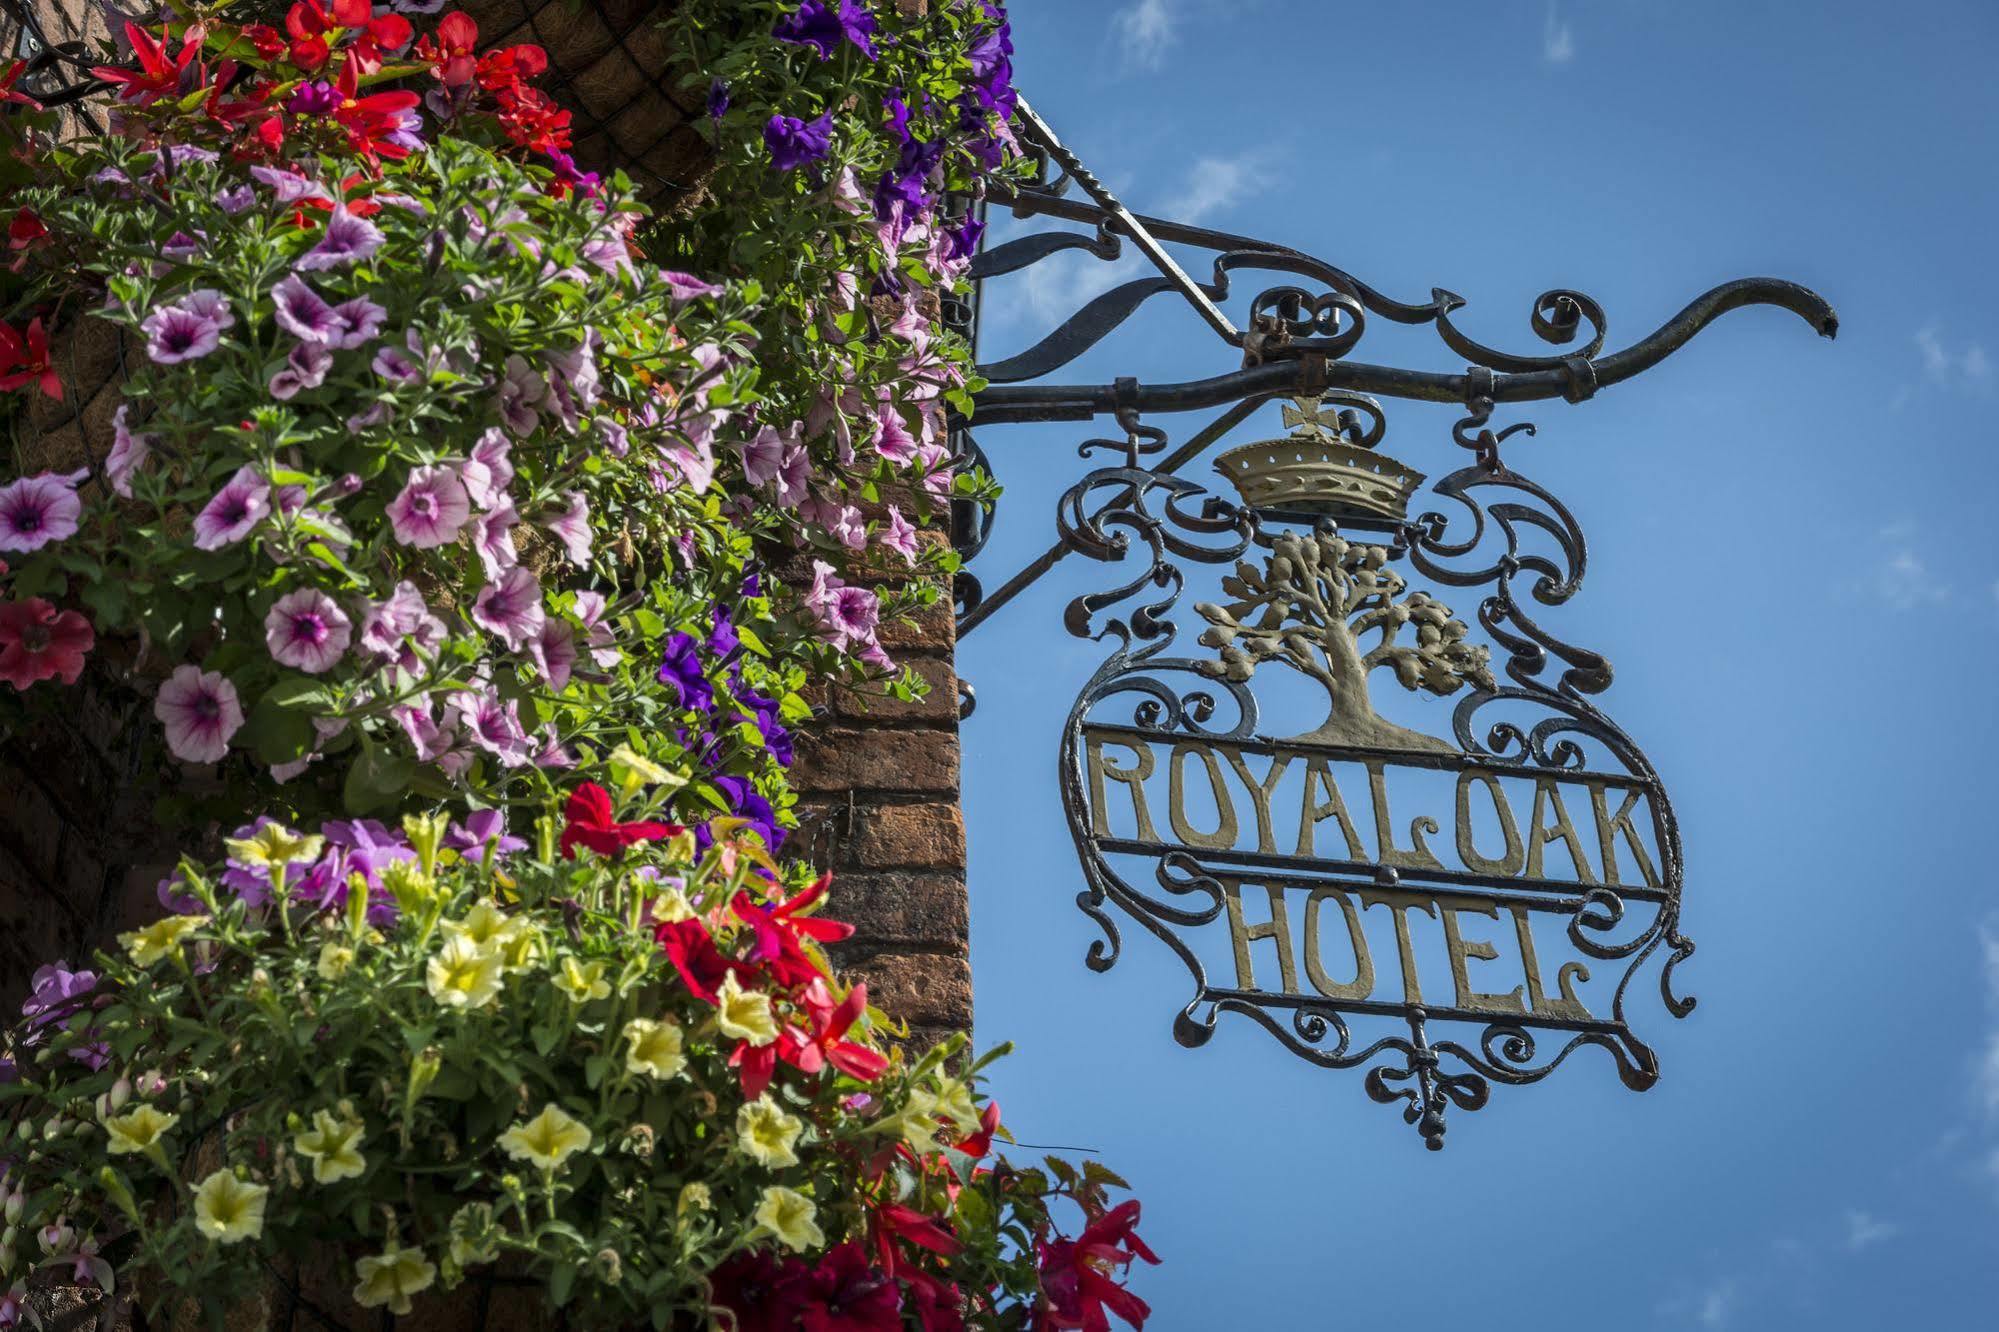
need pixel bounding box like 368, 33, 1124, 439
192, 1169, 268, 1245
608, 745, 684, 799
117, 915, 207, 968
224, 823, 325, 868
102, 1104, 178, 1156
317, 940, 356, 980
677, 1182, 710, 1217
895, 1088, 945, 1155
929, 1077, 982, 1136
425, 934, 504, 1010
716, 972, 779, 1047
353, 1242, 437, 1315
498, 1104, 592, 1173
293, 1109, 368, 1185
734, 1096, 803, 1168
447, 902, 538, 972
622, 1017, 687, 1081
552, 956, 611, 1005
755, 1187, 824, 1254
649, 887, 695, 924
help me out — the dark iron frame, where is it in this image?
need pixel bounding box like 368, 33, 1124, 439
954, 100, 1835, 1148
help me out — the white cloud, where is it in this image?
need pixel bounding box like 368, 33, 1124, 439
1695, 1279, 1737, 1329
1112, 0, 1178, 71
1543, 3, 1576, 64
1980, 920, 1999, 1118
1860, 538, 1948, 611
1161, 154, 1275, 227
1843, 1209, 1899, 1251
1916, 325, 1992, 388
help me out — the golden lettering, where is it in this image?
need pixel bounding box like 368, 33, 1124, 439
1221, 746, 1292, 855
1360, 888, 1439, 1005
1509, 905, 1592, 1019
1588, 781, 1661, 889
1297, 757, 1368, 859
1167, 742, 1239, 850
1085, 732, 1159, 843
1454, 770, 1526, 877
1524, 776, 1598, 884
1439, 900, 1526, 1016
1222, 880, 1298, 994
1302, 887, 1375, 1001
1367, 761, 1444, 871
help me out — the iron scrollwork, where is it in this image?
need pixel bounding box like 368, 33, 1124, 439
1054, 407, 1693, 1149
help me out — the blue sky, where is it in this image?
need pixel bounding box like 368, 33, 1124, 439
958, 3, 1999, 1329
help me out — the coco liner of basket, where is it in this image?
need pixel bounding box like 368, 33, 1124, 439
462, 0, 714, 206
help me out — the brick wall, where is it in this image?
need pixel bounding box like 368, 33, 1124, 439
791, 575, 972, 1047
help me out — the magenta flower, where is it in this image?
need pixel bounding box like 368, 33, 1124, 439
660, 270, 723, 303
386, 465, 471, 548
106, 406, 152, 498
141, 290, 234, 364
773, 442, 811, 509
452, 684, 534, 767
250, 165, 331, 204
0, 471, 82, 553
360, 582, 445, 676
880, 505, 921, 564
544, 491, 591, 566
495, 355, 544, 436
271, 274, 343, 344
373, 343, 423, 385
814, 497, 867, 551
329, 296, 387, 349
471, 565, 545, 650
473, 500, 520, 579
471, 428, 516, 493
804, 560, 880, 652
264, 587, 353, 674
295, 204, 384, 270
268, 341, 333, 400
393, 697, 459, 764
155, 664, 244, 764
528, 619, 577, 690
873, 407, 918, 463
192, 466, 271, 550
572, 591, 620, 668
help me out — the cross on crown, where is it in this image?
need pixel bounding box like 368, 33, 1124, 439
1281, 396, 1359, 445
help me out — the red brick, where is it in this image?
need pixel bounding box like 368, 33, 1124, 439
851, 804, 965, 871
791, 728, 958, 796
831, 872, 969, 947
842, 951, 972, 1030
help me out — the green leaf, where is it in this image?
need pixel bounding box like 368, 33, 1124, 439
343, 741, 414, 815
735, 626, 770, 658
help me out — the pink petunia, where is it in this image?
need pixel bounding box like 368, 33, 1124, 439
879, 505, 921, 564
263, 587, 352, 674
295, 204, 384, 270
543, 492, 591, 567
358, 581, 445, 676
471, 565, 545, 650
155, 665, 244, 764
140, 289, 234, 364
737, 423, 789, 487
386, 465, 471, 548
773, 443, 811, 510
804, 560, 881, 653
572, 591, 620, 668
528, 619, 577, 690
106, 406, 153, 497
873, 407, 918, 464
0, 471, 82, 553
268, 342, 332, 400
452, 684, 534, 768
192, 466, 271, 550
473, 500, 520, 579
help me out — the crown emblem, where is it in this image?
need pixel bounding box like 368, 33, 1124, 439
1214, 396, 1425, 521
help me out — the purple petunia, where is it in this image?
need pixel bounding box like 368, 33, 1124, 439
359, 581, 446, 676
269, 341, 333, 400
772, 0, 877, 60
0, 471, 82, 553
264, 587, 352, 674
296, 204, 385, 270
764, 111, 835, 172
386, 465, 471, 548
141, 289, 234, 364
657, 632, 714, 714
155, 664, 244, 765
804, 559, 881, 653
706, 77, 730, 120
272, 275, 384, 349
446, 808, 528, 864
192, 465, 272, 550
470, 564, 545, 650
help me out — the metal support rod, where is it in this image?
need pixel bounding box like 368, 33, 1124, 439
958, 394, 1270, 637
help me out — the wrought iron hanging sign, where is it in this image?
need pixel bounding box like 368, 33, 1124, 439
951, 101, 1835, 1149
1054, 397, 1688, 1149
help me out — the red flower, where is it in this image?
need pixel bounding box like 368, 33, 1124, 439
799, 1242, 901, 1332
559, 782, 681, 859
416, 11, 480, 87
654, 915, 754, 1005
0, 599, 93, 691
93, 22, 204, 105
1035, 1202, 1160, 1332
733, 873, 854, 988
0, 319, 60, 401
905, 1272, 967, 1332
239, 24, 288, 61
954, 1101, 1002, 1160
0, 61, 43, 110
794, 977, 889, 1083
476, 42, 549, 93
709, 1249, 812, 1332
327, 57, 421, 160
347, 12, 414, 73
